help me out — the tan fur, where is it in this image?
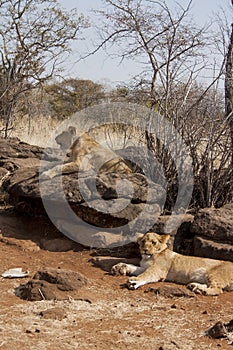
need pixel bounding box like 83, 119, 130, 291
42, 132, 132, 178
111, 232, 233, 295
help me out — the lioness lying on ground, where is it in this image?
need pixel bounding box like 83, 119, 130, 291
42, 132, 132, 178
111, 232, 233, 295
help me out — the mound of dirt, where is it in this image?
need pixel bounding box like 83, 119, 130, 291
17, 268, 89, 301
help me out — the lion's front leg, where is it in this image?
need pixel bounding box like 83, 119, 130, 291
127, 267, 165, 290
111, 262, 145, 276
40, 162, 79, 179
40, 164, 63, 179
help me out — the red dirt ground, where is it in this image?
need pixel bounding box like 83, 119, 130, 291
0, 210, 233, 350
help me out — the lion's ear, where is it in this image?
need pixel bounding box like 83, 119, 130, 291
161, 234, 170, 245
135, 232, 144, 242
68, 126, 76, 136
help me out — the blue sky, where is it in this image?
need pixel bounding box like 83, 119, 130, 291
59, 0, 232, 86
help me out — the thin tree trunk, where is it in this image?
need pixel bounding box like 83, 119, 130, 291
225, 22, 233, 165
4, 102, 13, 139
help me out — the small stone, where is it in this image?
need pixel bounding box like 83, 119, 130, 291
147, 284, 195, 298
40, 238, 76, 252
225, 319, 233, 332
205, 321, 227, 339
40, 308, 66, 321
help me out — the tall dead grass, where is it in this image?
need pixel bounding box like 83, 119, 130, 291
0, 114, 60, 147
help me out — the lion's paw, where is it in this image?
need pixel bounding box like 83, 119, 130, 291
40, 170, 53, 180
127, 277, 145, 290
111, 263, 131, 276
187, 282, 207, 295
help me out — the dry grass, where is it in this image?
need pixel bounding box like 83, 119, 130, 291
0, 115, 59, 147
0, 295, 225, 350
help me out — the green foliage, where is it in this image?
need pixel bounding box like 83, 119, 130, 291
45, 79, 105, 119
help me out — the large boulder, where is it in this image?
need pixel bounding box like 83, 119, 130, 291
190, 204, 233, 261
0, 137, 43, 161
191, 204, 233, 243
193, 236, 233, 262
1, 137, 166, 247
0, 137, 45, 204
0, 137, 60, 183
6, 167, 165, 242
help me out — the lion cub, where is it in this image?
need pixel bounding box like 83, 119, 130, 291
111, 232, 233, 295
42, 132, 132, 178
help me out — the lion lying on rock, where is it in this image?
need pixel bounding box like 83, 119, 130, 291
42, 132, 132, 178
111, 232, 233, 296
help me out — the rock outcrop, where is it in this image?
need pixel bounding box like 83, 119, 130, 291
1, 137, 232, 258
0, 137, 166, 248
190, 204, 233, 261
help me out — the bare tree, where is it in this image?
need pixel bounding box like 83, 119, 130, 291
0, 0, 88, 137
93, 0, 209, 106
90, 0, 231, 208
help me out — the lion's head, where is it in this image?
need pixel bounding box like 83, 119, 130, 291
137, 232, 170, 259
